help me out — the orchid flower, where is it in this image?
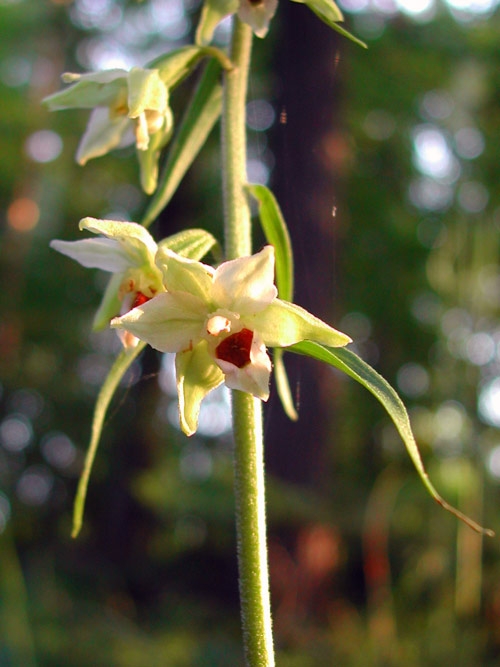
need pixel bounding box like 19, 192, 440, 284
44, 67, 173, 193
196, 0, 344, 46
50, 217, 163, 344
111, 245, 351, 435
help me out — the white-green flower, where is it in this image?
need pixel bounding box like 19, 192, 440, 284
111, 245, 351, 435
195, 0, 344, 46
50, 217, 164, 341
44, 67, 173, 193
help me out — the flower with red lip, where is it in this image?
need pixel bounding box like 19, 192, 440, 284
50, 217, 163, 344
111, 245, 351, 435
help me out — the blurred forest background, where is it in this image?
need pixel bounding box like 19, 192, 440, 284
1, 0, 500, 664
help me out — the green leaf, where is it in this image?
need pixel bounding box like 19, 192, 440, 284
292, 0, 367, 48
72, 342, 146, 538
273, 349, 298, 421
245, 184, 298, 419
245, 184, 294, 303
290, 341, 494, 537
159, 227, 222, 262
141, 59, 223, 228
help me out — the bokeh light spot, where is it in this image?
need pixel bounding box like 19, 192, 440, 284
7, 198, 40, 232
0, 414, 33, 452
25, 130, 63, 163
16, 465, 53, 506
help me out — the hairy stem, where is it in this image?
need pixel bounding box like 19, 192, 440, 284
222, 19, 275, 666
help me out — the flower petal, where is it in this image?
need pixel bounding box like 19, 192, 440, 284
127, 68, 168, 117
156, 248, 214, 303
50, 238, 130, 272
212, 245, 277, 313
215, 331, 272, 400
43, 70, 127, 110
79, 217, 158, 263
237, 0, 278, 38
176, 341, 224, 436
76, 107, 131, 165
111, 291, 206, 352
251, 299, 352, 348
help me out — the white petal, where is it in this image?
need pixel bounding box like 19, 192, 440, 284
238, 0, 278, 38
61, 70, 127, 85
79, 217, 158, 264
212, 245, 277, 314
111, 291, 206, 353
50, 238, 131, 272
76, 108, 131, 165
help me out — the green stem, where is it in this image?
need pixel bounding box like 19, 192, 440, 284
222, 19, 275, 666
222, 19, 252, 260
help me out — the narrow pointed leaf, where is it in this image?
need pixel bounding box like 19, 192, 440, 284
245, 184, 298, 419
273, 349, 298, 420
291, 0, 367, 48
72, 342, 146, 538
245, 183, 294, 303
93, 272, 123, 331
141, 60, 223, 228
290, 340, 494, 536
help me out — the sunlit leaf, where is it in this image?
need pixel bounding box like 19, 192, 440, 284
291, 0, 367, 48
273, 349, 298, 421
141, 59, 222, 228
72, 230, 220, 537
245, 183, 293, 302
245, 184, 298, 419
290, 340, 494, 536
72, 342, 146, 538
158, 227, 222, 263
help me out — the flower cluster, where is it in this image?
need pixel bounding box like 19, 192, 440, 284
52, 220, 351, 434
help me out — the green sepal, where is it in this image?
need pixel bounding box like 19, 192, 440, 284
290, 341, 494, 537
254, 299, 351, 349
141, 60, 223, 228
158, 228, 221, 262
92, 272, 123, 331
148, 45, 206, 89
195, 0, 239, 46
155, 247, 214, 302
246, 184, 294, 303
43, 71, 125, 110
292, 0, 367, 48
72, 342, 146, 537
176, 341, 224, 436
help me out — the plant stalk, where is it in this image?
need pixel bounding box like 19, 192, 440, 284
222, 18, 275, 666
